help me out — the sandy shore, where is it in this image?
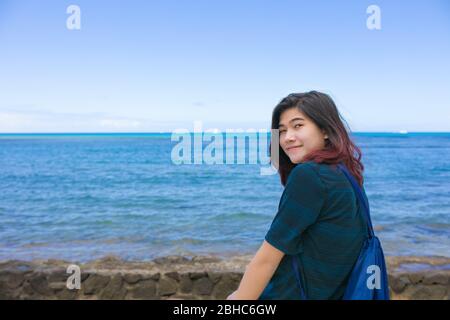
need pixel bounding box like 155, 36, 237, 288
0, 254, 449, 300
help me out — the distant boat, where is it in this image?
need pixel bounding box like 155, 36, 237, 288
399, 130, 408, 134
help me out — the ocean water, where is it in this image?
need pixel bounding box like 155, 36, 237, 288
0, 132, 449, 262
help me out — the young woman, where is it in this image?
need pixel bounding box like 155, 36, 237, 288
227, 91, 368, 300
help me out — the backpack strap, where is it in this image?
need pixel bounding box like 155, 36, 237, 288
337, 163, 375, 238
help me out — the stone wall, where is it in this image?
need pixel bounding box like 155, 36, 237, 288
0, 255, 449, 300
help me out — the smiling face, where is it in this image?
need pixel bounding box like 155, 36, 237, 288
278, 107, 328, 164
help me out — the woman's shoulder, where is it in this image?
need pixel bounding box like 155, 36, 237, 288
289, 161, 346, 191
287, 162, 326, 192
290, 161, 337, 179
289, 161, 320, 180
301, 162, 367, 202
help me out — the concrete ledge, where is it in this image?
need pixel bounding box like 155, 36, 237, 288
0, 255, 448, 300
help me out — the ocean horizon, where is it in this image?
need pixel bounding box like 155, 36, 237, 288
0, 132, 449, 262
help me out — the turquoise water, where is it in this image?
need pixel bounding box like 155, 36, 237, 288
0, 132, 449, 262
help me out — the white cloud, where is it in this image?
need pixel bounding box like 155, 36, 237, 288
0, 112, 34, 131
0, 108, 202, 132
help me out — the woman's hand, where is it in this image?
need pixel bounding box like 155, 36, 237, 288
226, 290, 239, 300
224, 240, 283, 300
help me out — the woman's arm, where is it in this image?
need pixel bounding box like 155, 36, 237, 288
226, 240, 284, 300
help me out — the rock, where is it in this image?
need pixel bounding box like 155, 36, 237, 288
81, 272, 89, 282
82, 274, 110, 295
158, 277, 178, 296
165, 271, 179, 281
408, 284, 447, 300
165, 293, 196, 300
29, 272, 53, 296
123, 273, 143, 284
192, 256, 221, 263
97, 255, 123, 266
389, 274, 410, 293
47, 270, 68, 283
46, 259, 66, 266
193, 277, 214, 296
100, 274, 126, 299
0, 261, 33, 273
0, 270, 26, 289
153, 256, 190, 265
49, 282, 67, 291
179, 274, 193, 293
212, 273, 240, 299
56, 288, 78, 299
408, 272, 426, 284
0, 288, 15, 300
189, 271, 207, 280
128, 279, 157, 299
150, 273, 160, 281
423, 272, 449, 285
207, 272, 223, 284
21, 279, 35, 297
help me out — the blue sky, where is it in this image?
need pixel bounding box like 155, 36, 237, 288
0, 0, 449, 132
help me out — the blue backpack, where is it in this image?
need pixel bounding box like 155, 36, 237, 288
291, 163, 390, 300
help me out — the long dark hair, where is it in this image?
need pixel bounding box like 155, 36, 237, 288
270, 91, 364, 187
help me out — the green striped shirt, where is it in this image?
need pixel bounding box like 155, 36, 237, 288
259, 161, 368, 300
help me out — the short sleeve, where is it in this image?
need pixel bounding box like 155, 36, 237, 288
265, 163, 326, 255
